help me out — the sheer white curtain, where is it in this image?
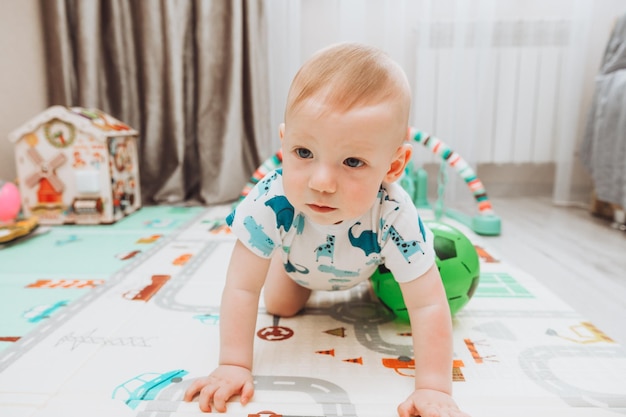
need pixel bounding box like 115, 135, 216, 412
266, 0, 594, 206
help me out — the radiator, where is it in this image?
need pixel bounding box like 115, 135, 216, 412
411, 19, 572, 165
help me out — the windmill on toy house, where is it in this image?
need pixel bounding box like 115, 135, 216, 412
8, 105, 141, 225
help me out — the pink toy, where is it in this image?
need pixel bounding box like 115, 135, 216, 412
0, 181, 21, 222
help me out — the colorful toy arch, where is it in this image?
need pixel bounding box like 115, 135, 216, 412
240, 128, 501, 236
407, 128, 501, 236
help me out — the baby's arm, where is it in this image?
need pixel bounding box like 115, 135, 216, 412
184, 239, 270, 412
396, 264, 470, 417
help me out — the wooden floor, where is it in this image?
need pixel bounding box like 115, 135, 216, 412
478, 196, 626, 346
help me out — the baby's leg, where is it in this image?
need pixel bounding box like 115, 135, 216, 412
263, 253, 311, 317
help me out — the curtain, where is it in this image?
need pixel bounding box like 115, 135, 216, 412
40, 0, 272, 205
267, 0, 595, 206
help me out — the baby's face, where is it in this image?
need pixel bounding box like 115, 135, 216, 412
281, 98, 407, 225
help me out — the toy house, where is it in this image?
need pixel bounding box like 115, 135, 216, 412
8, 105, 141, 224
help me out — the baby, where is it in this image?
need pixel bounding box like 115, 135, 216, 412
184, 42, 470, 417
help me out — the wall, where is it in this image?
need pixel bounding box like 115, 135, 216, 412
0, 0, 47, 183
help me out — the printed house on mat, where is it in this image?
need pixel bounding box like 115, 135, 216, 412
8, 105, 141, 224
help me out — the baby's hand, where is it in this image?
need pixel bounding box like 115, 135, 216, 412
397, 389, 470, 417
183, 365, 255, 412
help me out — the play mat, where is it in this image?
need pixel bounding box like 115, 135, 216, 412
0, 205, 624, 417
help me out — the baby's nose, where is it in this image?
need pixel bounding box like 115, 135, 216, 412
308, 165, 337, 193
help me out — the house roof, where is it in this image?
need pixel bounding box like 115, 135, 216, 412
8, 105, 138, 143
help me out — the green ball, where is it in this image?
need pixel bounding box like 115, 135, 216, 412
370, 221, 480, 320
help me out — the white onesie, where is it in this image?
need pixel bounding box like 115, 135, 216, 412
226, 169, 435, 291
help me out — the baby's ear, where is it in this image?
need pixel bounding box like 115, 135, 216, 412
385, 143, 413, 183
279, 123, 285, 141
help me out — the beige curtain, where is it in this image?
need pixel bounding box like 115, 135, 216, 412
40, 0, 271, 205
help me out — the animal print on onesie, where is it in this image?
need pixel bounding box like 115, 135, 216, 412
226, 169, 436, 291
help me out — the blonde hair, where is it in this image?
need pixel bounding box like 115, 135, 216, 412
285, 43, 411, 126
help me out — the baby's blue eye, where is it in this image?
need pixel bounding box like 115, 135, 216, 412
295, 148, 313, 159
344, 157, 364, 168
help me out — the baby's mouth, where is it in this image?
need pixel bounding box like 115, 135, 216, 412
307, 204, 336, 213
